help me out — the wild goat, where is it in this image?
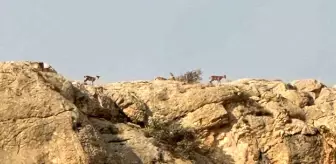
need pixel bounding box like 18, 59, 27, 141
209, 75, 226, 84
84, 75, 100, 85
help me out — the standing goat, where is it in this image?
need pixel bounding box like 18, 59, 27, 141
84, 75, 100, 85
209, 75, 226, 84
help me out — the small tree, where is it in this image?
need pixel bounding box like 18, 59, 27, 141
176, 69, 203, 84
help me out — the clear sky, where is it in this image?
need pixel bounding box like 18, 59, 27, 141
1, 0, 335, 85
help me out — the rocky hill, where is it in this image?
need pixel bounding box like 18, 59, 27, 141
0, 61, 335, 164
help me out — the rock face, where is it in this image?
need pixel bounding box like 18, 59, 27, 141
0, 61, 335, 164
0, 62, 87, 164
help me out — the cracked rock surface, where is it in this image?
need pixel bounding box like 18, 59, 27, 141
0, 62, 335, 164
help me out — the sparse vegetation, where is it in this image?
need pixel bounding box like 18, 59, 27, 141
143, 119, 200, 160
175, 69, 203, 84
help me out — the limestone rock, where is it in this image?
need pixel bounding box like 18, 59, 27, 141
315, 87, 336, 105
108, 91, 149, 125
291, 79, 325, 93
180, 103, 229, 130
279, 90, 313, 108
0, 61, 87, 164
1, 61, 336, 164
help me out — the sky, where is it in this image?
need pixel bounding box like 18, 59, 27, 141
1, 0, 335, 85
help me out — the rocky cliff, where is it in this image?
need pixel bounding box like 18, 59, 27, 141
0, 61, 335, 164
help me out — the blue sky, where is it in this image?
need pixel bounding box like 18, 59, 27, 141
1, 0, 335, 85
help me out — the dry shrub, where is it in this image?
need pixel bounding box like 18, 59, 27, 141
176, 69, 203, 84
144, 119, 200, 160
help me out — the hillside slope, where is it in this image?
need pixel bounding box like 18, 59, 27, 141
0, 61, 335, 164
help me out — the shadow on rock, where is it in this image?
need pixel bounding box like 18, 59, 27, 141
71, 86, 144, 164
89, 118, 144, 164
143, 119, 235, 164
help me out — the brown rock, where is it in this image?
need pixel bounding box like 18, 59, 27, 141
180, 103, 229, 130
291, 79, 325, 93
315, 87, 336, 105
0, 62, 87, 164
279, 90, 313, 108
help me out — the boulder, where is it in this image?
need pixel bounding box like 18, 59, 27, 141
291, 79, 325, 93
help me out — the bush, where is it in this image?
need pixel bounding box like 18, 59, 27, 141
176, 69, 203, 84
143, 119, 200, 160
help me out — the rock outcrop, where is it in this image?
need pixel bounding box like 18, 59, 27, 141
0, 61, 335, 164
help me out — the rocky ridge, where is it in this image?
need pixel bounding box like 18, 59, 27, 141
0, 61, 335, 164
